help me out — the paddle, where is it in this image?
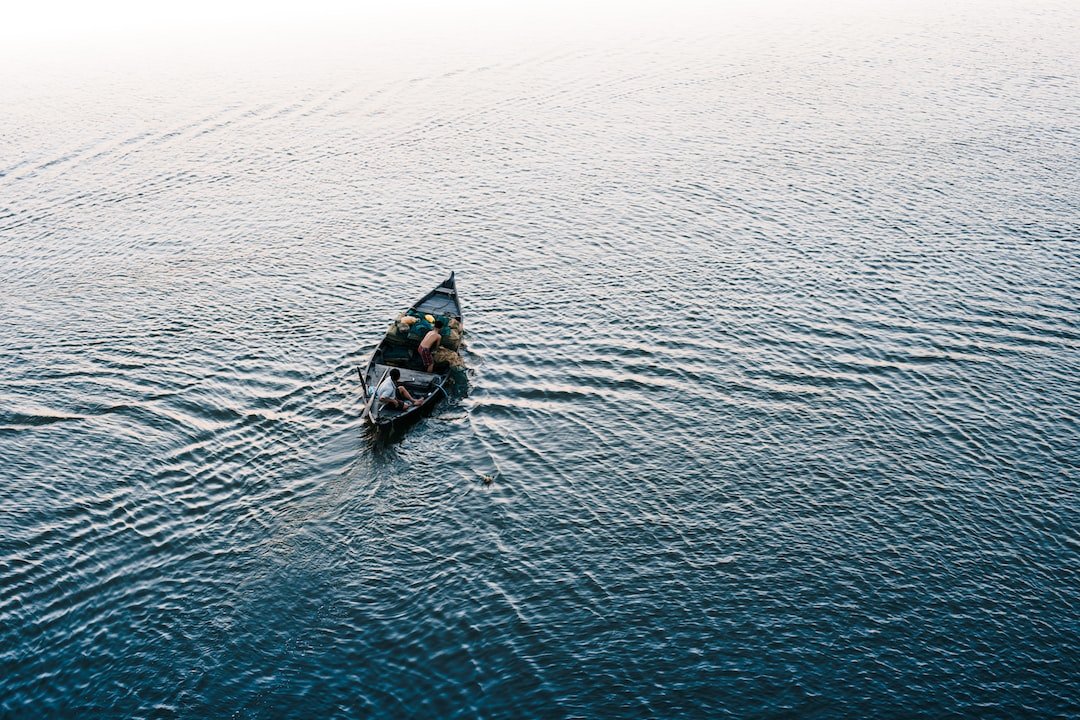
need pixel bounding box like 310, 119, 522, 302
357, 366, 369, 399
360, 367, 388, 423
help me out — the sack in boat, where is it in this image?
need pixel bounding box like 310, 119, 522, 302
407, 309, 453, 327
385, 322, 410, 346
400, 315, 418, 326
407, 320, 432, 341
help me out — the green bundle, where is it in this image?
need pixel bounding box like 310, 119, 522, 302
407, 319, 433, 341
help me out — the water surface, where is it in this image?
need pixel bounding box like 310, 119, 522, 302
1, 2, 1078, 717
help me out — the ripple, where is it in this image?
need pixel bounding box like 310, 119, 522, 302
2, 7, 1080, 717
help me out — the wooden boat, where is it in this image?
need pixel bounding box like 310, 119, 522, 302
359, 272, 464, 434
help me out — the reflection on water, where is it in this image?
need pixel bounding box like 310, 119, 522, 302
1, 1, 1078, 716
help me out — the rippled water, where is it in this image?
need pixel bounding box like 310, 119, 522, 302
2, 2, 1078, 717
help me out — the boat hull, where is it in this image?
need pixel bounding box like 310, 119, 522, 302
360, 272, 463, 436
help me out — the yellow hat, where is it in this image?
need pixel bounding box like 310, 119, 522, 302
424, 314, 435, 323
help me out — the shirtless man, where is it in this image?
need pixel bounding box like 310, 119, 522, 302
418, 320, 443, 373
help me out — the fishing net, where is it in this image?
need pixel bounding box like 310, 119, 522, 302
443, 329, 462, 350
433, 348, 465, 369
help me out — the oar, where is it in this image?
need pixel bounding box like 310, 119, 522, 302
357, 366, 369, 399
360, 368, 388, 423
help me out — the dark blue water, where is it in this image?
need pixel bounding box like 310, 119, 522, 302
2, 2, 1078, 717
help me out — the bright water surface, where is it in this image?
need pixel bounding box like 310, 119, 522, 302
1, 2, 1078, 717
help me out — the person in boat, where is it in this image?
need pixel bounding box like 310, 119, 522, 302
418, 320, 443, 373
376, 368, 422, 410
